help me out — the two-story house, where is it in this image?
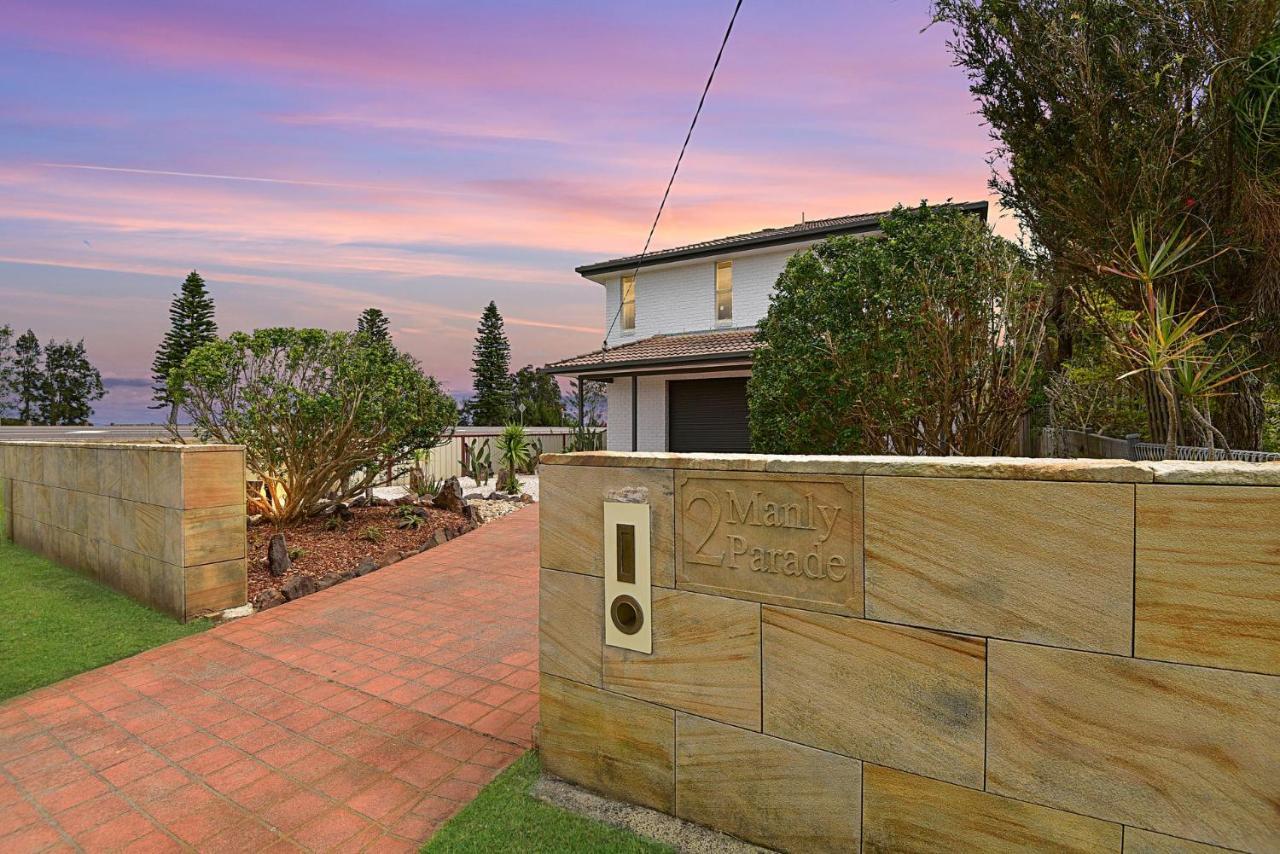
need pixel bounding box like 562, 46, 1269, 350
543, 201, 988, 453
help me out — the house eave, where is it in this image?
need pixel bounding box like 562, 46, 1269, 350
574, 200, 989, 281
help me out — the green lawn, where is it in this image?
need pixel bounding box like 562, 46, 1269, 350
423, 752, 672, 853
0, 537, 208, 700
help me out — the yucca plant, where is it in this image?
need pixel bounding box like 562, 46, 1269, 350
1105, 218, 1254, 457
495, 424, 530, 493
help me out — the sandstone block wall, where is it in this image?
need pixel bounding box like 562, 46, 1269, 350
538, 453, 1280, 853
0, 441, 247, 620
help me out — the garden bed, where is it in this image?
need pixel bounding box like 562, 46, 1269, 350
245, 504, 470, 609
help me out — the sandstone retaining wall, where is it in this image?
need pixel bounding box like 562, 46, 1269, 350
538, 452, 1280, 853
0, 441, 246, 620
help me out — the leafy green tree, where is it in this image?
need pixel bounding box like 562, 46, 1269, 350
564, 378, 607, 428
39, 339, 105, 426
13, 330, 44, 424
932, 0, 1280, 448
467, 301, 513, 425
511, 365, 566, 426
151, 271, 217, 424
356, 307, 391, 343
169, 328, 457, 524
0, 324, 14, 420
749, 204, 1049, 455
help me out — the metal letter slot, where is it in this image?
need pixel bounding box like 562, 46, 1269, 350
603, 502, 651, 654
616, 524, 636, 584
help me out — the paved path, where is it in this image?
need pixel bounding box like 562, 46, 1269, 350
0, 507, 541, 853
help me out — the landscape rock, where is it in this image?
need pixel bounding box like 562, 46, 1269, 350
433, 529, 449, 546
376, 549, 401, 568
252, 588, 287, 611
333, 503, 355, 521
432, 476, 468, 514
281, 575, 317, 601
267, 533, 291, 577
520, 493, 534, 504
354, 557, 379, 576
315, 572, 344, 591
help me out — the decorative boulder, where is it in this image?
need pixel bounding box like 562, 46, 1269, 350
252, 588, 287, 611
432, 476, 467, 515
354, 557, 379, 576
281, 575, 317, 601
267, 534, 291, 578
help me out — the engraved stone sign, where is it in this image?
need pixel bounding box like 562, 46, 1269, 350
676, 471, 862, 615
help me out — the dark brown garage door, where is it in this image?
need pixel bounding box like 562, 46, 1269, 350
667, 377, 751, 453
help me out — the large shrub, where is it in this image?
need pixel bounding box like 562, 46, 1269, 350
748, 204, 1049, 455
170, 328, 457, 523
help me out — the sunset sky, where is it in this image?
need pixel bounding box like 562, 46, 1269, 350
0, 0, 1003, 423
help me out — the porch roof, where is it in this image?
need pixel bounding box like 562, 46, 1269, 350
542, 327, 757, 377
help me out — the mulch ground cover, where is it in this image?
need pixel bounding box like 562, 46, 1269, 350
245, 505, 468, 602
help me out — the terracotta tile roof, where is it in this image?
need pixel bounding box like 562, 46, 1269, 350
576, 201, 988, 277
543, 327, 757, 374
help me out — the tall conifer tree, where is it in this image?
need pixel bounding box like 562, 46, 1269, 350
356, 307, 392, 343
467, 301, 513, 425
152, 271, 218, 424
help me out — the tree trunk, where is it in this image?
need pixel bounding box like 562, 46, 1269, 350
1214, 374, 1264, 451
1142, 372, 1183, 449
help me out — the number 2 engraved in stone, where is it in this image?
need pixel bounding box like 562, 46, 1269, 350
685, 488, 724, 566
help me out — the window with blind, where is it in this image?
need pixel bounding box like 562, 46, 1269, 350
715, 260, 732, 323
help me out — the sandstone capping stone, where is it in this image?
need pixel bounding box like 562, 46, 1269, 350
762, 606, 986, 788
675, 713, 862, 853
1140, 459, 1280, 486
540, 568, 603, 687
604, 587, 761, 729
540, 674, 675, 812
865, 476, 1134, 653
542, 451, 1162, 483
1135, 484, 1280, 675
862, 763, 1122, 854
986, 640, 1280, 853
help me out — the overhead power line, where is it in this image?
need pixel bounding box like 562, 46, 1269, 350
602, 0, 746, 348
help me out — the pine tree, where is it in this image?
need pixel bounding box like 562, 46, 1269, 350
13, 330, 43, 424
40, 339, 105, 426
467, 301, 513, 425
152, 271, 218, 424
356, 307, 391, 343
0, 324, 14, 421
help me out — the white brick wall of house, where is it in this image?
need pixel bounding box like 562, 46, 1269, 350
600, 246, 802, 345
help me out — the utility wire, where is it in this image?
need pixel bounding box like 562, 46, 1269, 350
601, 0, 745, 351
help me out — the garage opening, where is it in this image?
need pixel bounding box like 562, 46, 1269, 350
667, 377, 751, 453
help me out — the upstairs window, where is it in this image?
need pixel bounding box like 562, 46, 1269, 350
715, 260, 733, 322
621, 275, 636, 330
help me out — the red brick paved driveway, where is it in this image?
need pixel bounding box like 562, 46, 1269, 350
0, 506, 540, 852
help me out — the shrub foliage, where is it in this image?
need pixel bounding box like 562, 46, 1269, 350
170, 328, 456, 523
748, 204, 1049, 455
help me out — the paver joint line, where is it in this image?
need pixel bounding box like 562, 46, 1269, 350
0, 507, 541, 853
